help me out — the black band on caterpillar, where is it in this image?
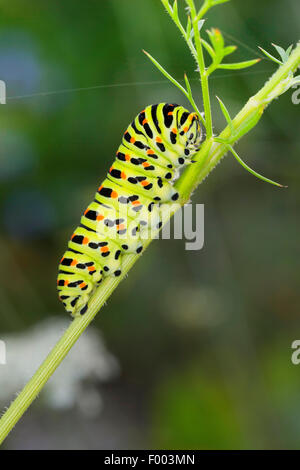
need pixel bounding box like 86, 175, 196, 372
57, 103, 202, 316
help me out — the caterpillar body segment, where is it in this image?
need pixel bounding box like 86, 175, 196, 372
96, 179, 163, 229
107, 162, 179, 203
80, 201, 141, 250
116, 144, 176, 180
68, 226, 123, 274
58, 103, 202, 317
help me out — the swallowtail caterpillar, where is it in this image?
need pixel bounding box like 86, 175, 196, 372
57, 103, 202, 316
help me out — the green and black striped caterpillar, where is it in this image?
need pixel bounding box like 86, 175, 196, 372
57, 103, 202, 316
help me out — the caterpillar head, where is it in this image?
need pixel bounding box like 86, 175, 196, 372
184, 112, 202, 156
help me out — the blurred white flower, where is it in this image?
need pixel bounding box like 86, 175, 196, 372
0, 317, 119, 416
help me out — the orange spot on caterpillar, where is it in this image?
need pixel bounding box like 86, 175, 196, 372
189, 113, 197, 121
147, 149, 155, 155
109, 166, 113, 172
98, 185, 103, 191
172, 127, 177, 134
64, 280, 69, 286
101, 246, 109, 253
82, 237, 89, 245
130, 137, 136, 144
96, 214, 104, 221
79, 282, 86, 288
142, 162, 150, 167
142, 118, 148, 125
156, 136, 162, 143
183, 126, 188, 132
117, 223, 125, 230
71, 259, 77, 266
125, 154, 131, 161
88, 266, 95, 272
141, 181, 149, 187
132, 200, 141, 206
121, 171, 126, 180
111, 190, 118, 198
60, 257, 64, 263
168, 111, 173, 116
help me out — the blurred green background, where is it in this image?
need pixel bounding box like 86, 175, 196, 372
0, 0, 299, 450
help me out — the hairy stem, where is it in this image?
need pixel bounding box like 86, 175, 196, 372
0, 41, 299, 448
187, 0, 214, 137
178, 42, 300, 201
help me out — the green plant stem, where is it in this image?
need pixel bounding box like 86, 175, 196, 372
161, 0, 198, 63
178, 42, 300, 201
187, 0, 214, 138
0, 42, 299, 447
198, 1, 212, 19
0, 255, 138, 446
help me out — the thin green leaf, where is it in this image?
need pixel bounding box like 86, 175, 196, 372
184, 73, 193, 96
213, 28, 224, 49
207, 28, 224, 52
160, 0, 172, 13
161, 0, 198, 64
184, 74, 206, 127
186, 16, 192, 39
206, 29, 216, 48
211, 0, 231, 5
286, 44, 294, 57
172, 0, 178, 21
218, 58, 260, 70
223, 45, 237, 56
227, 144, 287, 188
258, 46, 282, 65
272, 43, 289, 63
201, 38, 215, 59
143, 50, 188, 97
216, 96, 234, 133
197, 0, 231, 20
142, 50, 205, 127
271, 43, 294, 63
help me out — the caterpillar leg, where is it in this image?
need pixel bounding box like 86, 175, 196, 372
69, 227, 123, 276
60, 250, 103, 282
57, 272, 93, 317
